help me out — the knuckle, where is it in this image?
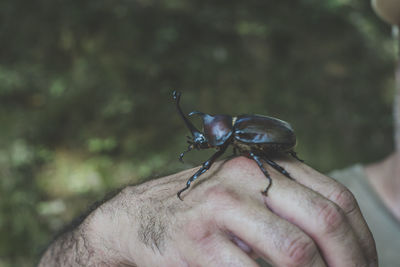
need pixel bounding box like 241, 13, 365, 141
283, 234, 318, 266
328, 185, 358, 215
225, 156, 259, 174
316, 200, 345, 234
205, 185, 241, 207
183, 219, 213, 243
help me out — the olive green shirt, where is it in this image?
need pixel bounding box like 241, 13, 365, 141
259, 165, 400, 266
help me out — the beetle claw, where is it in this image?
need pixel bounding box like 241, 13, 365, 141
177, 192, 184, 201
262, 182, 272, 196
290, 151, 304, 162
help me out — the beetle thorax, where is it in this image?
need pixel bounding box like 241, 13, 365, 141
202, 114, 233, 147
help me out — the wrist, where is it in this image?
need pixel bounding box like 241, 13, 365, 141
84, 187, 143, 266
78, 212, 118, 265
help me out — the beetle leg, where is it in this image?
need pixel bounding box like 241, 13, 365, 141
289, 151, 304, 162
264, 158, 294, 180
249, 152, 272, 196
177, 145, 228, 200
179, 144, 194, 163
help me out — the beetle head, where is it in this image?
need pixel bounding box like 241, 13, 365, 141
187, 128, 209, 149
189, 112, 233, 147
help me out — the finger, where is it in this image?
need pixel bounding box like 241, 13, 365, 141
185, 232, 259, 267
264, 172, 367, 266
210, 195, 326, 267
274, 158, 378, 265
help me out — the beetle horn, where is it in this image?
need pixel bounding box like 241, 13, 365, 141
173, 91, 204, 139
188, 111, 205, 117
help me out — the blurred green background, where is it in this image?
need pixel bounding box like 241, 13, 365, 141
0, 0, 396, 265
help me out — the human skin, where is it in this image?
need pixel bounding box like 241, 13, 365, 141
39, 156, 378, 267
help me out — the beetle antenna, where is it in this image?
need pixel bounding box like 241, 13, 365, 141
173, 91, 205, 140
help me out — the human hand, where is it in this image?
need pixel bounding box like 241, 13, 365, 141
44, 156, 377, 266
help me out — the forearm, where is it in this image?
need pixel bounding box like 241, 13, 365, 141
38, 184, 151, 267
38, 207, 125, 267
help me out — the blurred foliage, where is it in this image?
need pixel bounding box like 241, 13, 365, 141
0, 0, 395, 265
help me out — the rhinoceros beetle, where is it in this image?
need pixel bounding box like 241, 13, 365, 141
173, 91, 302, 200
